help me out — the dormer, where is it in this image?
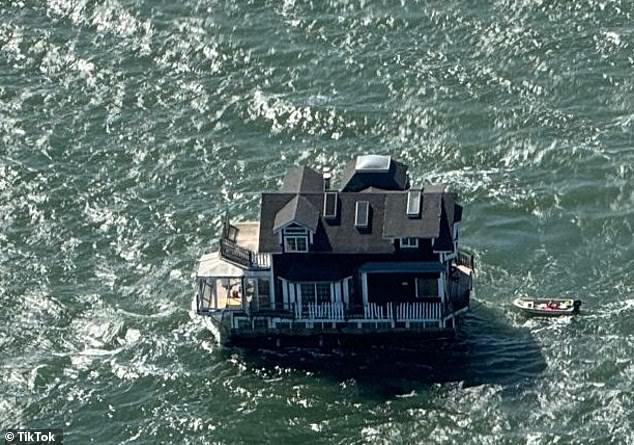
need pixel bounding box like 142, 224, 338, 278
272, 195, 320, 253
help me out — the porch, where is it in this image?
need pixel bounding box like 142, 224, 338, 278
292, 301, 445, 328
225, 300, 447, 333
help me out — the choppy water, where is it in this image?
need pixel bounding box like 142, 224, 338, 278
1, 0, 633, 443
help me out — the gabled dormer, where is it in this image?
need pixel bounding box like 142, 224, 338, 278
272, 195, 320, 253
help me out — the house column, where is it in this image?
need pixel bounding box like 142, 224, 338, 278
361, 272, 369, 306
289, 283, 296, 306
281, 278, 289, 309
269, 262, 276, 309
295, 283, 302, 310
333, 282, 342, 304
438, 272, 445, 303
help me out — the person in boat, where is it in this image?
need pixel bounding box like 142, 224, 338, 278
547, 300, 558, 310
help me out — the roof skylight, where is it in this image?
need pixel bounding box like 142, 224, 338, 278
355, 155, 391, 172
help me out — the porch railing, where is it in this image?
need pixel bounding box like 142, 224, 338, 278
395, 302, 442, 321
364, 302, 392, 320
363, 302, 442, 322
294, 302, 345, 320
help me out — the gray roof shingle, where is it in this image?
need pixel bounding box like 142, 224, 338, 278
382, 190, 443, 239
280, 166, 324, 193
257, 157, 462, 254
272, 195, 320, 233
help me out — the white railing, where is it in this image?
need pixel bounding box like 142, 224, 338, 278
294, 302, 345, 320
395, 302, 442, 321
251, 252, 271, 269
362, 302, 442, 322
364, 302, 392, 320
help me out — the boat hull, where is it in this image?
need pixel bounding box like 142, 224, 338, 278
512, 298, 581, 317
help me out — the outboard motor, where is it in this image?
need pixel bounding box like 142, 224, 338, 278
573, 300, 582, 313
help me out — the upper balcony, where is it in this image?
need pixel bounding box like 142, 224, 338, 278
220, 218, 270, 270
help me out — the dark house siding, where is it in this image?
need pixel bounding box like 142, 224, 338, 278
273, 251, 440, 283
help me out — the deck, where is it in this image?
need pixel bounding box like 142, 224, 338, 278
232, 221, 260, 251
220, 220, 270, 269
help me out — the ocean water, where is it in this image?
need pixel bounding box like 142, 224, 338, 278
1, 0, 633, 443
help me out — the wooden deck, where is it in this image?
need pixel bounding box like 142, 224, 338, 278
233, 221, 260, 252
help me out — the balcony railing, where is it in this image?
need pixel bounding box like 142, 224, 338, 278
457, 249, 475, 270
219, 238, 271, 270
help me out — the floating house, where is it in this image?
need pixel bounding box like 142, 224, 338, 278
195, 155, 474, 346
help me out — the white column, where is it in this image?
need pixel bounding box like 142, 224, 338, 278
282, 278, 289, 309
343, 278, 350, 305
361, 273, 369, 306
269, 262, 276, 308
334, 282, 341, 303
438, 272, 445, 303
296, 283, 302, 309
289, 282, 296, 304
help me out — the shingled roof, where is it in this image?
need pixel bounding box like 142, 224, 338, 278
272, 195, 320, 233
280, 166, 324, 193
258, 156, 462, 254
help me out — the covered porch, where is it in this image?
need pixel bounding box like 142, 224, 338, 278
360, 260, 445, 301
196, 252, 273, 313
277, 261, 448, 325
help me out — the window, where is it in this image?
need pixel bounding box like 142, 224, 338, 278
258, 278, 271, 309
300, 283, 315, 301
316, 283, 331, 303
285, 236, 308, 252
284, 225, 308, 235
416, 278, 438, 298
355, 201, 369, 228
300, 282, 332, 304
407, 190, 421, 217
323, 192, 338, 219
283, 225, 309, 252
226, 224, 238, 241
400, 237, 419, 248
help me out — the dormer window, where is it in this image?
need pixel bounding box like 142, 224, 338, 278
355, 201, 369, 228
285, 237, 308, 252
283, 225, 309, 253
323, 192, 338, 219
400, 237, 419, 248
406, 190, 421, 218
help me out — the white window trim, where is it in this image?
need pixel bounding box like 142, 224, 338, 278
400, 237, 419, 248
283, 225, 310, 253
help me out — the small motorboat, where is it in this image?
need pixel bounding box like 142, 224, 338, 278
512, 297, 581, 316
